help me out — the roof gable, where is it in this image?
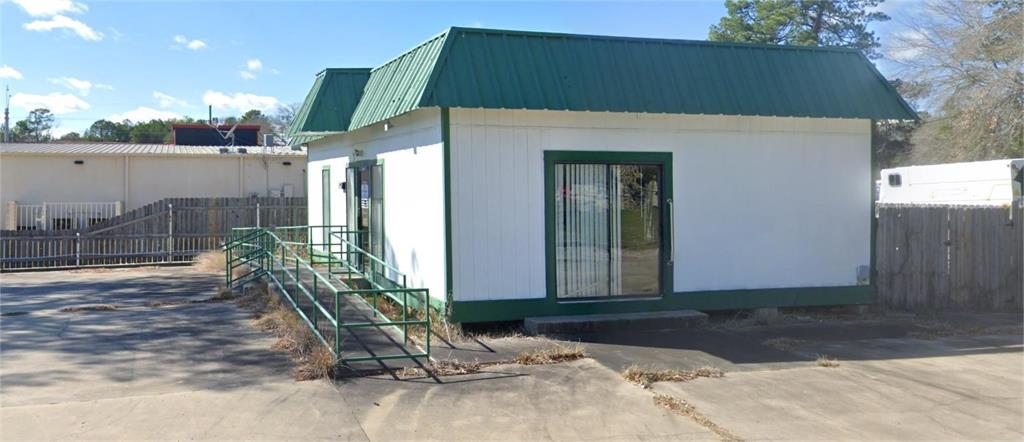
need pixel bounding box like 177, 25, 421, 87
287, 68, 371, 144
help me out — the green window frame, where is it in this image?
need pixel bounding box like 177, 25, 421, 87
544, 150, 674, 302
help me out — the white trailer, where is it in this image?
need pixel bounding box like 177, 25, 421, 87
879, 159, 1024, 206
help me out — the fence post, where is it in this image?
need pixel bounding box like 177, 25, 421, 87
40, 202, 47, 231
167, 203, 174, 263
75, 232, 81, 267
256, 202, 261, 228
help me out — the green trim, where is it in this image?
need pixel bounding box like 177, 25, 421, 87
869, 120, 878, 294
543, 150, 674, 303
441, 107, 453, 311
451, 286, 873, 323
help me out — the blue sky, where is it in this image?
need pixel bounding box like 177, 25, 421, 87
0, 0, 919, 137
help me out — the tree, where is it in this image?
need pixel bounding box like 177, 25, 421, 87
129, 120, 171, 143
873, 79, 927, 169
85, 119, 131, 142
709, 0, 890, 58
888, 0, 1023, 163
271, 103, 300, 145
240, 108, 279, 145
14, 108, 56, 141
59, 131, 82, 141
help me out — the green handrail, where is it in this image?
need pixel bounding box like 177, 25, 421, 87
225, 226, 431, 364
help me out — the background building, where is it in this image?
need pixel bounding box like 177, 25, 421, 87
1, 143, 305, 230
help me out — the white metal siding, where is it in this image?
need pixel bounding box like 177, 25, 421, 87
0, 154, 305, 225
449, 108, 871, 302
306, 108, 447, 304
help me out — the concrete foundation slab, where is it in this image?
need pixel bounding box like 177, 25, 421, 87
525, 309, 708, 335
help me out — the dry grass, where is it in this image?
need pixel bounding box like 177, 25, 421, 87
239, 282, 337, 381
762, 337, 807, 352
59, 304, 121, 313
397, 359, 485, 378
210, 286, 236, 301
193, 251, 226, 272
394, 344, 586, 378
294, 346, 337, 381
512, 343, 586, 365
193, 250, 250, 281
622, 365, 724, 388
653, 394, 742, 442
816, 355, 840, 368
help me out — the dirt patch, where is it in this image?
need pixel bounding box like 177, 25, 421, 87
654, 394, 743, 442
59, 304, 122, 313
622, 365, 724, 388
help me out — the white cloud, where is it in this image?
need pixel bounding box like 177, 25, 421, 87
49, 77, 97, 95
24, 15, 103, 41
887, 30, 929, 62
239, 71, 256, 80
50, 125, 79, 138
95, 83, 113, 90
153, 91, 188, 108
108, 106, 181, 123
11, 0, 86, 17
0, 65, 23, 80
203, 90, 281, 113
246, 59, 262, 71
173, 35, 206, 50
11, 92, 90, 114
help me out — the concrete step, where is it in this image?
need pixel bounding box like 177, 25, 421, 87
525, 309, 708, 335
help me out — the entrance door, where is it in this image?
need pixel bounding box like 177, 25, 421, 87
347, 163, 384, 260
547, 152, 673, 300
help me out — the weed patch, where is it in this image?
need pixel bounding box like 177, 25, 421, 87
513, 343, 586, 365
622, 365, 724, 388
59, 304, 121, 313
239, 282, 337, 381
816, 355, 840, 368
654, 394, 742, 442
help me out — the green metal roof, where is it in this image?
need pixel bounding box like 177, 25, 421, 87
293, 27, 916, 141
287, 68, 370, 145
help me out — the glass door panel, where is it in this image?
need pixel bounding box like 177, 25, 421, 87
554, 162, 662, 299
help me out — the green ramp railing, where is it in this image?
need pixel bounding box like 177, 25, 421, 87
224, 226, 431, 364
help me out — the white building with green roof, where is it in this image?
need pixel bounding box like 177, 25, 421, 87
288, 27, 916, 323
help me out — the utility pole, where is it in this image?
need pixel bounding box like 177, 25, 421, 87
3, 86, 10, 143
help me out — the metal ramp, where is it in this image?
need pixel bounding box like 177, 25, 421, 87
224, 226, 431, 368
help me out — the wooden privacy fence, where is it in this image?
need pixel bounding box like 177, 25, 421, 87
876, 204, 1023, 311
1, 197, 306, 271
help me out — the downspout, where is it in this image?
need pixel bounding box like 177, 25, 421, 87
441, 107, 454, 317
123, 155, 130, 209
238, 155, 244, 197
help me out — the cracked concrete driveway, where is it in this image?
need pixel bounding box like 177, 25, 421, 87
0, 268, 712, 441
2, 267, 1021, 441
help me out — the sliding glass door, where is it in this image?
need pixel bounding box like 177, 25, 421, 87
547, 152, 672, 300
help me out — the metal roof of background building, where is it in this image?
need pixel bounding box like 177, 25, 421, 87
0, 143, 305, 157
288, 27, 918, 144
